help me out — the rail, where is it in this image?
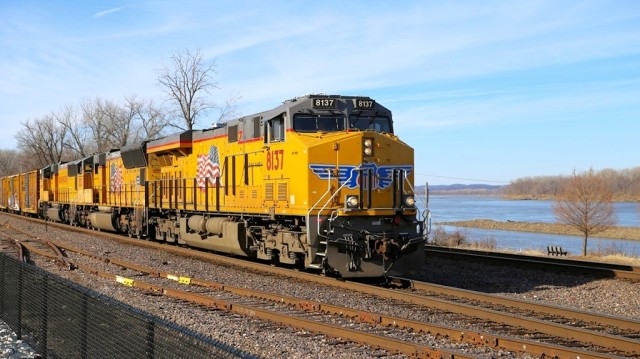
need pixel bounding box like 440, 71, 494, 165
2, 212, 635, 358
0, 253, 254, 359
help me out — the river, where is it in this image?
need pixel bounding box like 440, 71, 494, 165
418, 195, 640, 257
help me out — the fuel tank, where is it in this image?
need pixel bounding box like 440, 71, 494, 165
89, 212, 117, 231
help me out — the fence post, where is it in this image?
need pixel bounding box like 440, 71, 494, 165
146, 319, 155, 359
16, 264, 23, 339
81, 295, 88, 359
0, 255, 4, 318
40, 274, 48, 357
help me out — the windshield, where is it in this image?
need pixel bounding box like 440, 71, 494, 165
349, 115, 392, 133
293, 115, 345, 132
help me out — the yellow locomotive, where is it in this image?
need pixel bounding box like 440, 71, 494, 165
11, 95, 428, 278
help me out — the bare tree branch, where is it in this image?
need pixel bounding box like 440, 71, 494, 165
216, 92, 243, 123
81, 98, 111, 153
553, 169, 617, 256
54, 105, 89, 158
123, 95, 171, 141
15, 115, 67, 167
157, 49, 218, 130
0, 149, 19, 176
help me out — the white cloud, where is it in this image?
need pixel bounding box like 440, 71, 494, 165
93, 7, 124, 18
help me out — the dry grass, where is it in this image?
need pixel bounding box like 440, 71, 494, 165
580, 254, 640, 265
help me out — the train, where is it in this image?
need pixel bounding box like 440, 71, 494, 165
0, 94, 428, 278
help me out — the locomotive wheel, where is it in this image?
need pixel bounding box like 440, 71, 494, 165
270, 250, 279, 265
293, 254, 305, 271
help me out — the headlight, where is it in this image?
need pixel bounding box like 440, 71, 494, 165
363, 138, 374, 157
403, 195, 415, 207
346, 195, 359, 209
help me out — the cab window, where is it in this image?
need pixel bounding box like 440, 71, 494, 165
348, 115, 392, 133
293, 114, 345, 132
264, 116, 285, 143
228, 125, 238, 143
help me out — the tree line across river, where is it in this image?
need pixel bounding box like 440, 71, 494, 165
425, 167, 640, 203
501, 167, 640, 202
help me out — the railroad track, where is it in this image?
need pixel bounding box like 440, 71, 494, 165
0, 225, 482, 358
426, 245, 640, 281
1, 214, 638, 358
7, 233, 632, 358
0, 231, 24, 260
0, 224, 72, 269
388, 277, 640, 356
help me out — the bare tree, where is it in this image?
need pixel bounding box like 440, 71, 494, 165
81, 97, 133, 151
54, 105, 90, 158
102, 99, 131, 148
123, 96, 171, 141
157, 49, 218, 130
81, 98, 112, 153
0, 149, 20, 176
15, 115, 67, 167
553, 169, 617, 256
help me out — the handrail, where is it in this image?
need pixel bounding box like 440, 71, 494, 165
307, 169, 333, 216
316, 168, 358, 238
306, 169, 334, 239
401, 170, 430, 238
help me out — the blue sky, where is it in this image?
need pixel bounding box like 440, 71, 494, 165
1, 1, 639, 185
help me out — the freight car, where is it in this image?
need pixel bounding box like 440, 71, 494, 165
3, 95, 429, 278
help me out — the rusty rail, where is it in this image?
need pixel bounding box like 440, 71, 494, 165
54, 241, 631, 359
403, 278, 640, 333
14, 243, 474, 358
1, 213, 636, 358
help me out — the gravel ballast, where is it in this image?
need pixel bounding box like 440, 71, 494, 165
1, 214, 638, 358
0, 321, 37, 359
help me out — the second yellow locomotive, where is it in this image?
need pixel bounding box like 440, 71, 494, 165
30, 94, 428, 278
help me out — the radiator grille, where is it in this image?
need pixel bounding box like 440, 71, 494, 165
277, 182, 287, 202
265, 183, 274, 201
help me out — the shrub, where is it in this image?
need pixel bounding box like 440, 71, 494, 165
468, 237, 497, 250
431, 225, 467, 247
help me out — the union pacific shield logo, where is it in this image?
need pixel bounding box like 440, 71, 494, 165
309, 164, 413, 190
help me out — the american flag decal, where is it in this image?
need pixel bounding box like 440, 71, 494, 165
197, 145, 221, 191
110, 163, 123, 193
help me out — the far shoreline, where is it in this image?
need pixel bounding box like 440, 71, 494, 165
438, 219, 640, 241
427, 192, 640, 202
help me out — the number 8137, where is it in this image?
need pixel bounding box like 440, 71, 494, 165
266, 149, 284, 170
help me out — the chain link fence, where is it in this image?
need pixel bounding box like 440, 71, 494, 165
0, 253, 258, 358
